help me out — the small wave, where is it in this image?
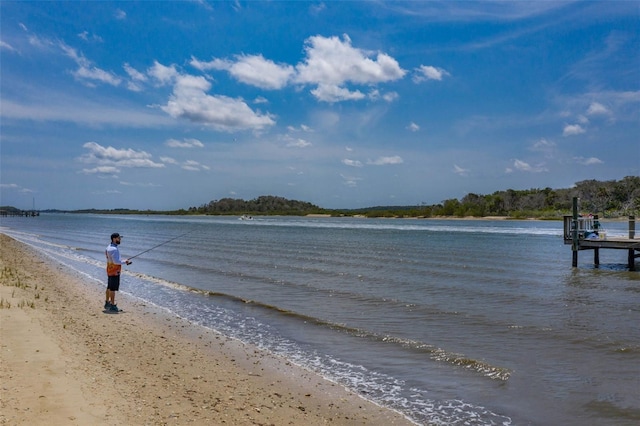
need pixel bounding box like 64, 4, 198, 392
122, 271, 513, 381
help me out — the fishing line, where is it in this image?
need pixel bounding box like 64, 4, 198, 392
127, 231, 191, 261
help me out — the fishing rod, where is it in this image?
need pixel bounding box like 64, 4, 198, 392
127, 231, 191, 261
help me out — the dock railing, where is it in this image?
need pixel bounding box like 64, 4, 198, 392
562, 215, 599, 241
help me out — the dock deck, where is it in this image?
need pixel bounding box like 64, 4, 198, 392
563, 203, 639, 270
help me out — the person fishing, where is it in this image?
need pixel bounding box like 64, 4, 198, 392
105, 232, 131, 312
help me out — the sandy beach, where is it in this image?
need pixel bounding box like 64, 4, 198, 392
0, 234, 413, 426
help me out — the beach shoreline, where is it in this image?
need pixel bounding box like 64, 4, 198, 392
0, 234, 413, 425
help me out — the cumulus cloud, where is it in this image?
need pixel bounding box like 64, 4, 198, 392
511, 159, 547, 173
287, 124, 313, 133
181, 160, 210, 171
295, 34, 406, 102
1, 41, 17, 52
342, 158, 363, 167
79, 142, 164, 175
148, 61, 179, 85
530, 138, 556, 158
413, 65, 450, 82
367, 156, 403, 165
160, 73, 275, 132
574, 156, 603, 165
340, 173, 362, 187
124, 63, 147, 91
160, 156, 178, 164
286, 138, 312, 148
453, 164, 469, 176
77, 31, 103, 43
562, 124, 586, 136
190, 34, 405, 103
58, 42, 121, 87
407, 122, 420, 132
165, 138, 204, 148
586, 101, 610, 116
0, 183, 33, 193
531, 138, 555, 151
191, 54, 294, 90
311, 84, 365, 102
73, 65, 121, 86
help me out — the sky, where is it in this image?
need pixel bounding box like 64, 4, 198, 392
1, 1, 639, 211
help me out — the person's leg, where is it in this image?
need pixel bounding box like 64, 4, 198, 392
108, 276, 121, 311
106, 276, 119, 306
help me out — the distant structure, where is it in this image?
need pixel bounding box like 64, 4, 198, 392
0, 210, 39, 217
564, 197, 639, 270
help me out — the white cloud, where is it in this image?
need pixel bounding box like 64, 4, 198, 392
512, 159, 547, 173
73, 65, 121, 86
0, 183, 33, 193
286, 138, 312, 148
562, 124, 586, 136
192, 54, 294, 90
160, 73, 275, 132
577, 114, 589, 124
287, 124, 313, 133
586, 101, 610, 116
340, 173, 362, 187
124, 63, 148, 91
190, 34, 404, 103
79, 142, 165, 175
413, 65, 450, 82
382, 91, 399, 102
295, 34, 406, 102
81, 166, 120, 175
407, 122, 420, 132
165, 138, 205, 148
453, 164, 469, 176
1, 41, 17, 52
59, 41, 120, 87
77, 31, 103, 43
530, 138, 556, 158
148, 61, 179, 85
531, 138, 555, 151
182, 160, 210, 171
160, 156, 178, 164
367, 156, 403, 165
574, 156, 603, 166
311, 84, 365, 102
342, 158, 363, 167
115, 9, 126, 20
124, 63, 147, 82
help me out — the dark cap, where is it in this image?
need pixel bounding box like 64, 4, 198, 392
110, 233, 121, 240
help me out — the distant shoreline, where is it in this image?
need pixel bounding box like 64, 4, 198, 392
306, 214, 632, 221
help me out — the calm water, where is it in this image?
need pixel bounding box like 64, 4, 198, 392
2, 214, 639, 425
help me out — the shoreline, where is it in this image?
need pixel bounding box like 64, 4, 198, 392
0, 234, 414, 425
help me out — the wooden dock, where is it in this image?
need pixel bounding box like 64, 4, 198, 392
0, 210, 39, 217
564, 198, 639, 270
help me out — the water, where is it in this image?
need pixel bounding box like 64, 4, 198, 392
2, 214, 639, 425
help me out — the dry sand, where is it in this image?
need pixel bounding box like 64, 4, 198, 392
0, 234, 414, 425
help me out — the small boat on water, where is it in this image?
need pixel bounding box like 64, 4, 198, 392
239, 214, 254, 221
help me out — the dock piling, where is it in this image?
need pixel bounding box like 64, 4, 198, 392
564, 198, 638, 270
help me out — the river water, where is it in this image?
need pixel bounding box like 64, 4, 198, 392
1, 214, 638, 425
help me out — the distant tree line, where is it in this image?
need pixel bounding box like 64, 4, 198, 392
347, 176, 639, 219
5, 176, 637, 219
189, 195, 326, 216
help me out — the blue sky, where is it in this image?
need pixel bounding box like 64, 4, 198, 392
1, 1, 638, 210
